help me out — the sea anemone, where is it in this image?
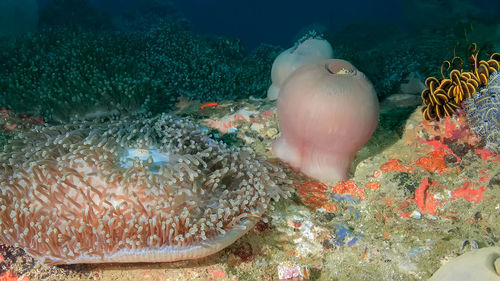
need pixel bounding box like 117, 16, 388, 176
267, 32, 334, 101
273, 59, 379, 183
0, 114, 291, 264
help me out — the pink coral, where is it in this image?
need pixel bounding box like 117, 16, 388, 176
273, 59, 379, 183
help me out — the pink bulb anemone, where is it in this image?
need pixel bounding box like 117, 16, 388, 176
273, 59, 379, 183
267, 37, 334, 100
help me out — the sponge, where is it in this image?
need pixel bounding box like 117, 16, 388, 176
273, 59, 379, 183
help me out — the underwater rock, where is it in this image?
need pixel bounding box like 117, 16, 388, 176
429, 247, 500, 281
380, 93, 422, 110
398, 72, 426, 95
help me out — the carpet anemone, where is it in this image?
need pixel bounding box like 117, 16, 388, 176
0, 114, 291, 265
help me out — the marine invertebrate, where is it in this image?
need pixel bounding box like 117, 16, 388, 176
0, 114, 291, 264
267, 31, 334, 100
420, 76, 460, 121
464, 71, 500, 153
421, 44, 500, 121
273, 59, 379, 183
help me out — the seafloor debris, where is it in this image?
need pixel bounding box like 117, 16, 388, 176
277, 263, 310, 280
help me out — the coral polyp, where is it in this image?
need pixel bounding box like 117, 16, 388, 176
0, 114, 291, 264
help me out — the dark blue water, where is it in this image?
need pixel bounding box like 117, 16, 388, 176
34, 0, 499, 50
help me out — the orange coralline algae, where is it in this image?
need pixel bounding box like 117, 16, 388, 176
420, 105, 480, 141
478, 170, 490, 182
419, 138, 460, 161
414, 114, 500, 173
332, 180, 366, 200
260, 110, 274, 119
414, 178, 443, 215
451, 182, 485, 203
294, 182, 338, 212
365, 181, 380, 191
443, 117, 471, 140
475, 148, 500, 162
321, 202, 338, 212
377, 100, 497, 221
415, 149, 449, 173
0, 270, 27, 281
419, 111, 480, 146
294, 180, 369, 211
380, 159, 411, 173
204, 119, 238, 133
211, 269, 227, 279
399, 212, 411, 218
408, 177, 488, 218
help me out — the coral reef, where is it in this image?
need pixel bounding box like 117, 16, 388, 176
421, 44, 500, 121
0, 114, 291, 264
0, 22, 277, 122
464, 71, 500, 153
273, 59, 379, 183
